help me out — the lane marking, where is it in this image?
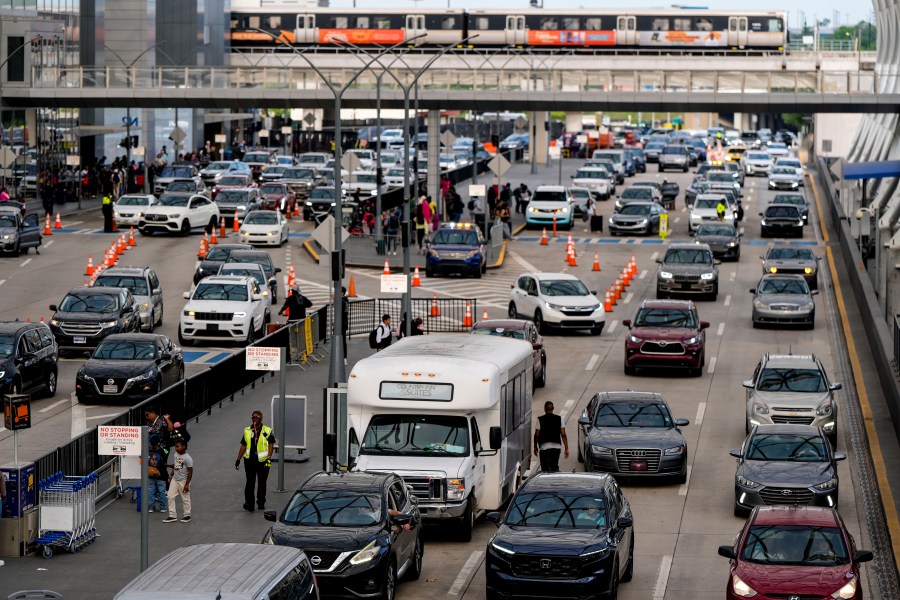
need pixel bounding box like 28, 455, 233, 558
39, 398, 69, 413
730, 271, 736, 281
448, 550, 484, 597
673, 216, 681, 224
695, 402, 706, 426
652, 555, 673, 600
607, 320, 618, 334
585, 354, 599, 371
510, 252, 540, 273
0, 426, 6, 433
707, 356, 717, 375
651, 251, 659, 261
0, 279, 5, 287
623, 292, 634, 304
44, 240, 54, 248
20, 258, 32, 267
560, 399, 576, 421
717, 322, 725, 336
639, 269, 647, 280
678, 465, 692, 496
724, 294, 732, 307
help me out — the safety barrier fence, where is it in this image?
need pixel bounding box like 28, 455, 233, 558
346, 297, 478, 336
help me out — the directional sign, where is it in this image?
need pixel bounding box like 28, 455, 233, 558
246, 346, 282, 371
312, 215, 350, 253
341, 152, 361, 173
0, 147, 17, 168
304, 112, 316, 126
514, 116, 528, 130
487, 154, 510, 177
440, 130, 457, 147
98, 425, 141, 456
169, 126, 186, 144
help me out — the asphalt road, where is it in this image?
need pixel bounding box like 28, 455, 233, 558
0, 159, 885, 599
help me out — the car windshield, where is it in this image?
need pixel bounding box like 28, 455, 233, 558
260, 185, 284, 195
388, 169, 404, 177
769, 143, 787, 150
707, 172, 734, 183
204, 247, 241, 261
506, 492, 607, 529
228, 254, 273, 274
622, 188, 652, 200
570, 189, 590, 199
117, 196, 150, 206
281, 491, 383, 527
694, 198, 722, 210
576, 170, 608, 179
160, 166, 193, 178
205, 162, 230, 170
157, 195, 188, 207
263, 166, 286, 175
299, 155, 326, 164
633, 308, 696, 328
361, 415, 469, 457
779, 160, 801, 168
663, 249, 712, 264
729, 148, 746, 155
311, 188, 336, 199
619, 204, 652, 216
645, 143, 665, 150
471, 327, 528, 340
772, 168, 796, 175
220, 268, 265, 286
531, 190, 567, 202
766, 206, 800, 218
0, 337, 15, 358
243, 153, 270, 163
696, 224, 736, 236
758, 278, 809, 295
92, 340, 156, 360
539, 279, 589, 296
166, 182, 195, 191
432, 230, 479, 245
746, 433, 828, 462
767, 248, 814, 261
595, 401, 673, 428
218, 176, 246, 186
741, 525, 849, 566
59, 293, 119, 313
749, 153, 770, 160
244, 212, 279, 225
192, 283, 248, 302
356, 174, 377, 183
774, 196, 804, 206
0, 214, 17, 227
757, 368, 826, 392
94, 275, 149, 295
216, 190, 252, 203
595, 153, 620, 163
283, 169, 315, 179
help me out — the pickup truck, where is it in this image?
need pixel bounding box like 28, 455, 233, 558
0, 209, 41, 255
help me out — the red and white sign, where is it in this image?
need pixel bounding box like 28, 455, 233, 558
98, 425, 142, 456
246, 346, 283, 371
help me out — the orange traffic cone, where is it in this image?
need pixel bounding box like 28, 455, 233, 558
383, 259, 391, 275
25, 318, 30, 323
614, 278, 623, 300
540, 228, 548, 246
198, 237, 208, 259
604, 291, 613, 312
567, 233, 574, 247
412, 266, 421, 287
54, 212, 62, 229
592, 252, 601, 272
210, 225, 218, 245
286, 205, 293, 220
43, 215, 52, 235
608, 287, 617, 306
219, 216, 227, 239
118, 234, 126, 255
348, 276, 357, 298
40, 316, 45, 324
552, 214, 558, 237
567, 245, 577, 267
430, 293, 440, 317
233, 210, 240, 232
128, 227, 136, 246
112, 216, 118, 233
622, 269, 631, 286
462, 301, 473, 327
293, 203, 300, 218
482, 307, 489, 321
85, 256, 94, 276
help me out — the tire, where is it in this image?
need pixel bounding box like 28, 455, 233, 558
676, 466, 688, 484
590, 326, 602, 336
683, 166, 688, 173
481, 262, 487, 275
577, 442, 584, 463
155, 306, 163, 327
380, 560, 397, 600
145, 316, 154, 333
709, 284, 718, 302
244, 322, 256, 347
533, 310, 545, 335
474, 267, 482, 279
608, 560, 620, 599
535, 357, 547, 388
42, 368, 58, 399
458, 498, 474, 542
407, 536, 423, 581
658, 165, 665, 173
180, 220, 191, 237
621, 534, 635, 582
508, 301, 518, 319
178, 328, 193, 347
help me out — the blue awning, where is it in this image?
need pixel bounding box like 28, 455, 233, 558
843, 160, 900, 180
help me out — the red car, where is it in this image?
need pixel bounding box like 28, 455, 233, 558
622, 299, 708, 376
212, 174, 254, 199
718, 506, 873, 599
258, 181, 296, 215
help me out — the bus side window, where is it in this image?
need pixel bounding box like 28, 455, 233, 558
509, 377, 518, 432
500, 384, 509, 435
349, 428, 360, 466
471, 417, 483, 453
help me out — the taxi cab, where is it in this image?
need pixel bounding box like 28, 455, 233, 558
425, 222, 487, 278
726, 146, 748, 163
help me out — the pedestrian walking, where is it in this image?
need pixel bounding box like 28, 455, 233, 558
235, 410, 275, 512
146, 435, 168, 513
415, 197, 429, 251
163, 439, 193, 523
533, 401, 569, 473
497, 199, 514, 240
101, 193, 114, 232
516, 183, 531, 215
279, 286, 313, 322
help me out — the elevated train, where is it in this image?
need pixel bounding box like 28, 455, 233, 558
230, 8, 787, 52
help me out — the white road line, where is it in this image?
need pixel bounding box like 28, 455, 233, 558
708, 356, 717, 375
623, 292, 633, 304
560, 399, 575, 421
678, 465, 693, 496
730, 271, 736, 281
65, 220, 84, 227
739, 226, 745, 235
652, 555, 674, 600
0, 279, 5, 287
44, 240, 54, 248
724, 294, 732, 307
651, 251, 659, 261
510, 252, 540, 273
448, 551, 484, 597
19, 258, 32, 267
39, 399, 69, 413
717, 322, 725, 336
585, 354, 599, 371
673, 217, 681, 224
607, 320, 618, 334
639, 269, 647, 280
0, 426, 6, 433
695, 402, 706, 426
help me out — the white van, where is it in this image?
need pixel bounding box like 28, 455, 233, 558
347, 334, 534, 541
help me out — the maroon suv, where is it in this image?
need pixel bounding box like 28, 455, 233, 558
258, 182, 296, 215
718, 506, 873, 599
622, 299, 708, 376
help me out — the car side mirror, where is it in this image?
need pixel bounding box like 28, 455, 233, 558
274, 267, 282, 274
675, 418, 690, 427
714, 260, 722, 266
833, 452, 847, 461
160, 352, 172, 361
854, 550, 874, 563
123, 305, 135, 313
487, 512, 502, 525
578, 416, 590, 426
758, 212, 764, 216
183, 292, 191, 299
750, 288, 757, 294
742, 380, 754, 389
717, 545, 737, 559
622, 319, 632, 328
729, 448, 742, 458
699, 321, 710, 330
655, 259, 662, 264
390, 513, 412, 527
830, 383, 843, 391
49, 304, 57, 312
264, 509, 277, 522
616, 516, 633, 529
811, 290, 819, 296
489, 426, 502, 450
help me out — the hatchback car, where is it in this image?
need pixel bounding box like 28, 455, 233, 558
486, 472, 634, 600
577, 391, 689, 481
656, 243, 720, 300
263, 471, 422, 600
608, 201, 665, 236
425, 223, 486, 278
471, 319, 546, 387
718, 506, 872, 600
760, 246, 819, 289
622, 299, 709, 376
751, 274, 816, 329
744, 353, 842, 445
508, 272, 604, 335
49, 287, 141, 353
693, 223, 741, 261
179, 275, 267, 346
525, 186, 575, 230
75, 333, 184, 405
0, 321, 58, 397
93, 266, 164, 332
760, 204, 804, 238
731, 424, 845, 516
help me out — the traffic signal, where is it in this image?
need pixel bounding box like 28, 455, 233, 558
118, 135, 138, 149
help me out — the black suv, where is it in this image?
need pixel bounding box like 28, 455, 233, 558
486, 472, 634, 600
264, 471, 422, 600
760, 204, 804, 238
193, 243, 253, 284
0, 321, 58, 397
225, 249, 281, 301
48, 287, 141, 354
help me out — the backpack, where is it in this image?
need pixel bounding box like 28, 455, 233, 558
388, 215, 399, 230
467, 199, 475, 211
368, 327, 379, 349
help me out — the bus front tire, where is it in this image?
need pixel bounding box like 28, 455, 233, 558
458, 498, 474, 542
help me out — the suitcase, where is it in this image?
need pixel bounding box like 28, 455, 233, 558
376, 239, 386, 256
590, 214, 604, 233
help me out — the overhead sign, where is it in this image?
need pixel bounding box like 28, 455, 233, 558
380, 381, 454, 402
312, 215, 350, 253
98, 425, 141, 456
246, 346, 283, 371
440, 130, 457, 147
168, 126, 186, 144
514, 116, 528, 130
122, 116, 139, 127
487, 154, 510, 177
381, 274, 408, 293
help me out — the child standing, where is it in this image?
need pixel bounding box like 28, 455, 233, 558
146, 435, 168, 513
163, 440, 193, 523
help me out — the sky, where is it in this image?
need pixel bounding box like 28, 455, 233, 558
326, 1, 874, 30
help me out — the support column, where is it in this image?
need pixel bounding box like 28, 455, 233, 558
427, 110, 441, 214
531, 111, 549, 166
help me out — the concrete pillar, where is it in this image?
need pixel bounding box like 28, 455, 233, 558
531, 111, 549, 166
427, 110, 441, 214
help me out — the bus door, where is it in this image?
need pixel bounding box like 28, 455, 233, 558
728, 17, 748, 47
505, 15, 526, 46
405, 15, 426, 44
470, 417, 487, 500
616, 16, 636, 46
294, 14, 316, 44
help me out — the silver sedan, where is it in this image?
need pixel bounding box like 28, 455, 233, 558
767, 166, 803, 191
751, 274, 816, 328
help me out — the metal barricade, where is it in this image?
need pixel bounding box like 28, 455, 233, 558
34, 472, 99, 558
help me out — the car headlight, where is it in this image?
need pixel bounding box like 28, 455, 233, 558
760, 219, 767, 226
590, 304, 601, 312
638, 219, 648, 225
664, 446, 685, 456
100, 320, 119, 328
447, 479, 465, 500
731, 573, 758, 597
728, 242, 737, 247
700, 272, 715, 280
802, 301, 815, 310
170, 213, 181, 219
349, 540, 382, 565
50, 318, 60, 326
139, 303, 149, 313
184, 310, 195, 317
753, 400, 769, 415
615, 200, 623, 210
137, 212, 144, 218
629, 335, 642, 343
804, 267, 815, 274
754, 299, 767, 309
262, 530, 275, 545
816, 399, 833, 416
560, 206, 569, 213
832, 577, 857, 599
591, 445, 612, 456
737, 475, 762, 489
546, 302, 565, 311
684, 336, 698, 345
659, 271, 673, 279
0, 370, 5, 379
791, 182, 799, 187
237, 205, 246, 211
239, 229, 248, 235
467, 249, 481, 258
491, 542, 515, 555
233, 312, 247, 319
814, 477, 837, 491
768, 267, 778, 273
528, 206, 537, 213
305, 201, 313, 206
129, 370, 157, 383
267, 231, 275, 236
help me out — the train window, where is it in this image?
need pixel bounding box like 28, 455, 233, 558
563, 17, 579, 30
331, 16, 348, 28
729, 19, 737, 31
739, 19, 747, 31
651, 18, 669, 31
585, 17, 602, 30
696, 18, 713, 31
248, 16, 261, 29
442, 16, 457, 30
768, 18, 783, 32
474, 17, 490, 30
375, 17, 391, 29
673, 18, 690, 30
267, 16, 281, 28
540, 17, 559, 30
356, 17, 369, 28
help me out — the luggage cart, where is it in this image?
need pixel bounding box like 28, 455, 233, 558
34, 472, 98, 559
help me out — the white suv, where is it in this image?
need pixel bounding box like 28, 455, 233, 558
139, 194, 220, 236
571, 167, 614, 200
689, 194, 734, 233
508, 272, 605, 335
179, 276, 267, 346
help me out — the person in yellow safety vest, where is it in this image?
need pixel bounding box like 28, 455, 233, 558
716, 197, 727, 221
235, 410, 276, 512
102, 194, 114, 232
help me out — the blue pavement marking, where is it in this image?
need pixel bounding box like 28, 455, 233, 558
205, 351, 232, 364
182, 351, 208, 363
287, 232, 312, 238
745, 240, 823, 246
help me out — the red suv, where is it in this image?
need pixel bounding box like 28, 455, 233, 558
622, 299, 708, 376
718, 506, 873, 599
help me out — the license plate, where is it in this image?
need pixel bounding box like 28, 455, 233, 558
630, 460, 648, 471
103, 385, 118, 393
206, 323, 219, 331
681, 283, 693, 290
74, 336, 87, 344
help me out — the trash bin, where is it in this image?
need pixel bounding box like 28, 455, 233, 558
590, 214, 604, 233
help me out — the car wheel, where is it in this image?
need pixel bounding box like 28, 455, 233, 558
458, 498, 474, 542
535, 356, 547, 388
425, 267, 434, 277
178, 328, 193, 347
380, 560, 397, 600
481, 262, 487, 274
407, 536, 423, 581
180, 220, 191, 236
621, 533, 635, 582
155, 306, 163, 327
42, 369, 58, 398
752, 319, 760, 329
709, 284, 718, 302
608, 560, 620, 599
474, 266, 482, 279
508, 302, 518, 319
145, 316, 154, 333
590, 325, 602, 336
245, 323, 256, 347
676, 465, 688, 484
828, 433, 837, 450
683, 166, 688, 172
533, 310, 546, 335
658, 165, 664, 172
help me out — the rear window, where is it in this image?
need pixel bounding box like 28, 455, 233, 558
662, 146, 686, 155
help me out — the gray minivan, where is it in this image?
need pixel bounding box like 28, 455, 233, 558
114, 543, 319, 600
93, 266, 164, 333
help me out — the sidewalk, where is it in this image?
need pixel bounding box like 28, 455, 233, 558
25, 194, 104, 218
0, 338, 376, 599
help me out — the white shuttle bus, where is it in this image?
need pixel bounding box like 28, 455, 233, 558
346, 334, 534, 541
